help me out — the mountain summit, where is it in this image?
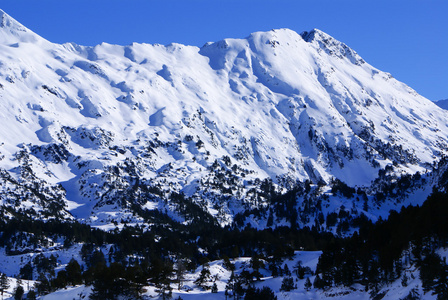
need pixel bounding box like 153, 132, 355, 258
0, 10, 447, 226
301, 28, 365, 65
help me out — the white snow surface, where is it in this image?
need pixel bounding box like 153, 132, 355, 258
0, 9, 447, 224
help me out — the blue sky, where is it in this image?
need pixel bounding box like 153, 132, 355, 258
1, 0, 447, 100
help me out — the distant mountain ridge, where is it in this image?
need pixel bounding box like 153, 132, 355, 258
434, 98, 448, 110
0, 9, 447, 228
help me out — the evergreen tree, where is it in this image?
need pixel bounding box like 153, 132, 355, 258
304, 277, 312, 291
244, 286, 257, 300
175, 259, 187, 291
435, 261, 448, 300
65, 258, 83, 286
401, 288, 420, 300
244, 286, 277, 300
293, 260, 312, 279
89, 263, 141, 300
268, 260, 279, 278
245, 286, 279, 300
282, 264, 291, 276
239, 269, 254, 287
223, 256, 236, 272
0, 273, 9, 299
194, 264, 211, 290
19, 263, 33, 281
234, 279, 245, 300
401, 273, 408, 287
266, 210, 274, 228
52, 270, 68, 290
225, 271, 238, 298
250, 255, 264, 281
366, 260, 380, 293
420, 252, 443, 292
13, 284, 24, 300
25, 290, 36, 300
280, 276, 296, 292
35, 273, 50, 296
313, 274, 324, 289
150, 258, 174, 286
155, 280, 172, 300
88, 250, 106, 269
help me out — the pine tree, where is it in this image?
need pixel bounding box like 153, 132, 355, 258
25, 290, 36, 300
175, 259, 187, 290
250, 255, 264, 281
89, 262, 140, 300
225, 271, 237, 298
244, 286, 277, 300
150, 258, 174, 286
53, 270, 68, 290
223, 256, 235, 272
234, 278, 245, 300
401, 288, 420, 300
19, 263, 33, 281
155, 280, 172, 300
13, 284, 24, 300
266, 210, 274, 228
282, 264, 291, 276
313, 274, 324, 289
280, 276, 296, 292
65, 258, 82, 286
420, 252, 443, 292
194, 264, 211, 290
293, 261, 306, 279
401, 273, 408, 287
0, 273, 10, 299
211, 282, 218, 293
35, 273, 50, 296
304, 277, 312, 291
435, 262, 448, 300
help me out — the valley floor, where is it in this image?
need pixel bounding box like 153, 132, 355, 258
0, 250, 441, 300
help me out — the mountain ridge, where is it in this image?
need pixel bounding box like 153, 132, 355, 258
434, 98, 448, 110
0, 10, 446, 229
0, 9, 47, 44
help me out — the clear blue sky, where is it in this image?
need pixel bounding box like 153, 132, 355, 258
1, 0, 447, 100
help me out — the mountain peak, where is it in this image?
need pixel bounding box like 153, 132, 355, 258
300, 28, 329, 42
301, 28, 365, 65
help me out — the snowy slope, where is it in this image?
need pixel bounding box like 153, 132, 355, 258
0, 9, 447, 226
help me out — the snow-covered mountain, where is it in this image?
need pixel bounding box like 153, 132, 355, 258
0, 9, 447, 227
